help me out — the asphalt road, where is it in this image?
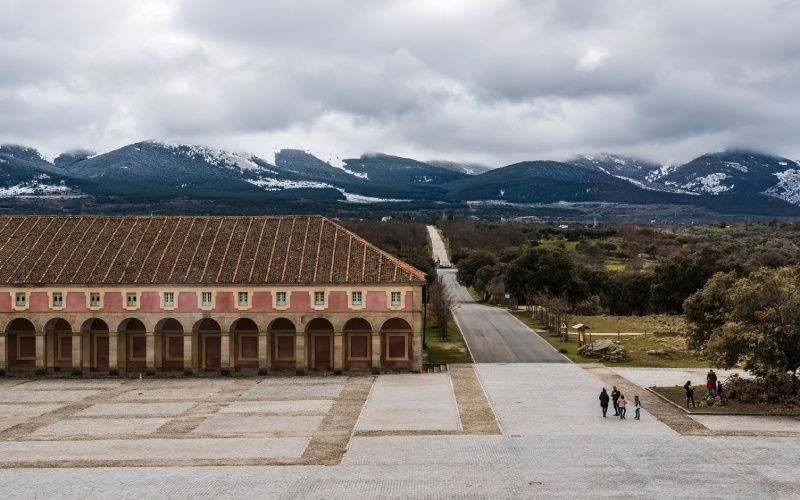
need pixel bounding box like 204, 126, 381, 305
427, 225, 567, 363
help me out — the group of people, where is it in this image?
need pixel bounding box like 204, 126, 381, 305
683, 369, 724, 408
599, 386, 641, 420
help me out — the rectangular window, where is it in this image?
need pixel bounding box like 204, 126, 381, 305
58, 335, 71, 359
314, 291, 325, 306
201, 292, 213, 306
126, 292, 138, 307
390, 291, 402, 306
238, 291, 249, 306
52, 292, 63, 307
19, 335, 36, 359
349, 335, 369, 359
89, 292, 101, 307
163, 292, 175, 307
15, 292, 26, 307
167, 336, 183, 359
388, 335, 407, 359
276, 291, 287, 306
351, 291, 363, 306
277, 335, 294, 359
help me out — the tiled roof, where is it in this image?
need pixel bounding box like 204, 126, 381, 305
0, 216, 426, 285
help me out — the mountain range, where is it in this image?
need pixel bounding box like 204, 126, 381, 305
1, 141, 799, 218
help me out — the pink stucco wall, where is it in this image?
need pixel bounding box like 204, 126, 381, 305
252, 291, 272, 311
139, 292, 160, 312
177, 291, 197, 311
366, 291, 386, 310
103, 292, 123, 312
327, 291, 348, 312
28, 292, 49, 312
290, 291, 311, 312
215, 292, 234, 312
66, 292, 85, 311
0, 293, 10, 311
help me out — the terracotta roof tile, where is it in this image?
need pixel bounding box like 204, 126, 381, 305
0, 216, 425, 285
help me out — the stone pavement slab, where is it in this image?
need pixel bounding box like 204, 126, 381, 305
75, 402, 196, 417
30, 417, 170, 438
475, 363, 676, 436
241, 383, 344, 400
14, 380, 124, 390
355, 373, 460, 432
690, 414, 800, 432
611, 367, 750, 388
0, 390, 101, 403
0, 437, 310, 463
0, 403, 64, 418
114, 388, 219, 401
221, 400, 333, 414
193, 415, 324, 435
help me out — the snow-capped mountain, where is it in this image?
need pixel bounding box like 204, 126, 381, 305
2, 142, 800, 217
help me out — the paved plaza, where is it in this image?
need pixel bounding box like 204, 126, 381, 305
0, 364, 798, 498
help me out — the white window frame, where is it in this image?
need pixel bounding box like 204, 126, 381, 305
88, 292, 102, 309
350, 290, 364, 309
125, 292, 139, 310
238, 291, 249, 307
201, 291, 213, 307
51, 291, 64, 309
14, 291, 27, 309
390, 291, 402, 307
314, 291, 325, 306
163, 291, 175, 308
274, 291, 288, 308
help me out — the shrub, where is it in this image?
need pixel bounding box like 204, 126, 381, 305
725, 373, 800, 407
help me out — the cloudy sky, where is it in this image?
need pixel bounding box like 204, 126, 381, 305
2, 0, 799, 166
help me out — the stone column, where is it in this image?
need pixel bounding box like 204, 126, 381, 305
371, 332, 381, 375
258, 331, 269, 376
220, 331, 231, 376
71, 332, 82, 376
333, 332, 344, 375
183, 333, 193, 375
145, 332, 155, 376
108, 332, 119, 376
295, 331, 306, 376
411, 313, 424, 372
0, 333, 6, 375
35, 332, 46, 375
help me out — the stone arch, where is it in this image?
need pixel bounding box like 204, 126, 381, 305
193, 318, 222, 373
6, 318, 36, 372
343, 317, 373, 371
118, 318, 147, 373
81, 318, 110, 373
380, 317, 412, 370
156, 318, 185, 372
268, 317, 296, 372
306, 318, 334, 372
44, 317, 73, 372
231, 318, 259, 373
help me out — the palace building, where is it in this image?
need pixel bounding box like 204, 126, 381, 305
0, 215, 425, 376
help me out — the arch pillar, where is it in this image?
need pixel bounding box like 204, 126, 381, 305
35, 332, 45, 375
145, 332, 155, 376
220, 330, 231, 376
371, 332, 381, 375
0, 332, 6, 375
333, 331, 343, 375
71, 331, 82, 376
108, 331, 119, 376
183, 332, 193, 375
295, 331, 306, 376
258, 330, 269, 376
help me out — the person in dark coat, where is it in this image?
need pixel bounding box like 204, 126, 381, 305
684, 380, 696, 408
599, 388, 610, 417
611, 386, 621, 416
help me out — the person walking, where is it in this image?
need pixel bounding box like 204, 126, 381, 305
611, 386, 621, 416
618, 394, 627, 419
716, 380, 724, 401
684, 380, 696, 408
634, 395, 641, 420
599, 388, 610, 417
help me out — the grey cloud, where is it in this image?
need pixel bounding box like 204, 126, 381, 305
1, 0, 800, 165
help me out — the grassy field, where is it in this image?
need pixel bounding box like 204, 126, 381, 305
466, 286, 483, 302
425, 310, 472, 364
603, 257, 627, 271
512, 312, 707, 368
538, 238, 578, 250
651, 386, 800, 415
562, 314, 686, 335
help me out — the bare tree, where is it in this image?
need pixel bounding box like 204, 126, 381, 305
428, 275, 454, 340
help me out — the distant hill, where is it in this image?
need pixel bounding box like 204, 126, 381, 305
1, 141, 799, 217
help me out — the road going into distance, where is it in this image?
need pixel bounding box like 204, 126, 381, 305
426, 225, 567, 363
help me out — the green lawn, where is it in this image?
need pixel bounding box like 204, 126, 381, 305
603, 257, 627, 271
562, 314, 686, 335
651, 386, 800, 415
466, 286, 483, 302
538, 238, 578, 250
512, 312, 707, 368
425, 310, 472, 364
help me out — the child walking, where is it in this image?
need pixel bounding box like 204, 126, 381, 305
618, 394, 627, 419
634, 395, 641, 420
